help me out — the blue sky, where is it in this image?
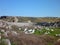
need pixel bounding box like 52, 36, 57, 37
0, 0, 60, 17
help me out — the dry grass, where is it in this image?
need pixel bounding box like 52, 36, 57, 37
8, 33, 47, 45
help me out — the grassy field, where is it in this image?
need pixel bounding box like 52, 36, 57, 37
34, 27, 60, 45
34, 27, 60, 36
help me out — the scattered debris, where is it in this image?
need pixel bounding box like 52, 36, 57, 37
24, 29, 35, 34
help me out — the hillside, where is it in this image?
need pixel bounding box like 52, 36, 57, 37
0, 17, 60, 45
0, 16, 60, 22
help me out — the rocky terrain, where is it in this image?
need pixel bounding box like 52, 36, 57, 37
0, 16, 60, 45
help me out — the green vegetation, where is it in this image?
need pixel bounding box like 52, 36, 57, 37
34, 27, 60, 36
47, 42, 53, 45
11, 42, 16, 45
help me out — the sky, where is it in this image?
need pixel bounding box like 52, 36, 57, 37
0, 0, 60, 17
